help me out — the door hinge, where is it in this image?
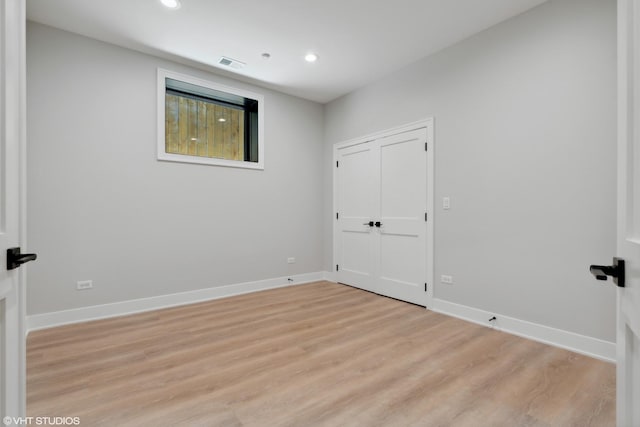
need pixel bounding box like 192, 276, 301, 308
425, 142, 428, 151
425, 283, 428, 292
425, 212, 428, 222
336, 212, 339, 220
336, 264, 339, 271
336, 161, 339, 168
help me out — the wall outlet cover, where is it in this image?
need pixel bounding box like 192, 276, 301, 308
77, 280, 93, 290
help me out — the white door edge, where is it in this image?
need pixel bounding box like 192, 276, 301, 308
0, 0, 27, 418
616, 0, 640, 425
18, 0, 28, 415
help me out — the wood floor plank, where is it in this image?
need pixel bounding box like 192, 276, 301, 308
27, 281, 615, 426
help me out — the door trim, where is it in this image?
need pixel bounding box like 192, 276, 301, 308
332, 118, 435, 308
19, 0, 28, 415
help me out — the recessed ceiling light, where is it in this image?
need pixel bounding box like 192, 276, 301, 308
305, 53, 318, 63
160, 0, 181, 9
218, 118, 227, 123
261, 53, 271, 60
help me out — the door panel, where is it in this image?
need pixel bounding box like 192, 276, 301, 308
336, 143, 377, 293
339, 146, 375, 216
378, 129, 427, 305
617, 1, 640, 425
341, 232, 372, 275
379, 131, 426, 218
379, 235, 421, 281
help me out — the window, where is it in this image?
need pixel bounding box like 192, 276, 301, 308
157, 69, 264, 169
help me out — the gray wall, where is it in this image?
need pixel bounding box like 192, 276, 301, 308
27, 23, 325, 315
27, 0, 617, 344
324, 0, 617, 341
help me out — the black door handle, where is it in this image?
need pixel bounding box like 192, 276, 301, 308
375, 221, 382, 228
362, 221, 374, 227
7, 247, 38, 271
589, 257, 625, 287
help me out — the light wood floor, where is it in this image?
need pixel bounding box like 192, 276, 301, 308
27, 281, 615, 426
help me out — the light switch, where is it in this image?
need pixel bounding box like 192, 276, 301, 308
443, 197, 450, 210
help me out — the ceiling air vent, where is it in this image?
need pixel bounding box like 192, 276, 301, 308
218, 56, 246, 70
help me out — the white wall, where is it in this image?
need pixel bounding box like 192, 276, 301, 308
324, 0, 617, 342
26, 23, 325, 315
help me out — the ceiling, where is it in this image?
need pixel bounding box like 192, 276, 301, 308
26, 0, 549, 103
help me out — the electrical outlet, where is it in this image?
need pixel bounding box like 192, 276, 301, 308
77, 280, 93, 290
287, 257, 296, 264
440, 275, 453, 284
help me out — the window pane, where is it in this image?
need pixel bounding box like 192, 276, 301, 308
165, 93, 245, 161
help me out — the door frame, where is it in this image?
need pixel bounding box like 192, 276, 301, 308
18, 0, 28, 414
332, 118, 435, 308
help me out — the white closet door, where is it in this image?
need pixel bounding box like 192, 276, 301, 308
376, 128, 427, 305
335, 124, 430, 307
335, 142, 377, 294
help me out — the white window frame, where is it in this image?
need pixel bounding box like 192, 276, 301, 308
157, 68, 265, 170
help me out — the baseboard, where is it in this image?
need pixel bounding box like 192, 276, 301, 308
26, 272, 326, 333
431, 298, 616, 363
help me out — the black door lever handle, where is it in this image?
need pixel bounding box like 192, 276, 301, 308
375, 221, 382, 228
589, 257, 625, 287
7, 247, 38, 271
